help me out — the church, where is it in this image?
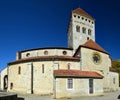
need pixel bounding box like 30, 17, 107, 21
0, 8, 119, 98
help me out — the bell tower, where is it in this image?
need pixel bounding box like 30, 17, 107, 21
68, 8, 95, 52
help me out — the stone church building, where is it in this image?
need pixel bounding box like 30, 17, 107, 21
0, 8, 119, 98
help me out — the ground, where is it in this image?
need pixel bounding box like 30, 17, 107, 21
17, 91, 120, 100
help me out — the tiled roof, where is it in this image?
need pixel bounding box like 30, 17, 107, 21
8, 56, 80, 65
54, 70, 103, 79
81, 39, 108, 54
72, 8, 94, 19
73, 39, 108, 57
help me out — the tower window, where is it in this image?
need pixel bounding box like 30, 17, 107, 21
74, 15, 76, 17
88, 29, 92, 35
18, 66, 21, 74
85, 19, 87, 21
78, 16, 80, 18
76, 25, 80, 32
82, 27, 86, 33
82, 17, 84, 20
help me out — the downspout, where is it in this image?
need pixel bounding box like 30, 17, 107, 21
53, 59, 56, 98
31, 62, 33, 94
80, 48, 82, 70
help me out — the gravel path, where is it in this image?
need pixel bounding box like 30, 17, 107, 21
18, 91, 120, 100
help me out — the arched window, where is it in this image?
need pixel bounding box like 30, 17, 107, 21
88, 29, 92, 35
76, 25, 80, 32
10, 83, 13, 89
42, 64, 44, 73
82, 27, 86, 33
87, 37, 89, 40
18, 66, 21, 74
67, 63, 71, 70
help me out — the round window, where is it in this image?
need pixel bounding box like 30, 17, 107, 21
92, 53, 101, 64
63, 51, 67, 55
44, 51, 48, 55
26, 53, 30, 57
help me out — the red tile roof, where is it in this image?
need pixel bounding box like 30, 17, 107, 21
72, 8, 94, 19
8, 56, 80, 65
74, 39, 108, 57
81, 39, 108, 54
54, 70, 103, 79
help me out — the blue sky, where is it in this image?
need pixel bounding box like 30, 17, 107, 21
0, 0, 120, 70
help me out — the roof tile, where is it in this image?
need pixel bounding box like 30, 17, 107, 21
54, 70, 103, 79
72, 8, 94, 19
81, 39, 108, 54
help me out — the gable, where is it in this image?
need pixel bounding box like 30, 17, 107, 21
74, 39, 109, 57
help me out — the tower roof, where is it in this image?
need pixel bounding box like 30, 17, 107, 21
72, 8, 94, 19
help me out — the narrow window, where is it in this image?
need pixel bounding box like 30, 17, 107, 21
82, 27, 86, 33
67, 78, 73, 89
68, 63, 71, 70
113, 78, 115, 84
76, 25, 80, 32
18, 66, 21, 74
88, 29, 92, 35
10, 83, 13, 89
87, 37, 89, 40
42, 64, 44, 73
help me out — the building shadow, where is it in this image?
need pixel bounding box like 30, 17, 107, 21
18, 97, 24, 100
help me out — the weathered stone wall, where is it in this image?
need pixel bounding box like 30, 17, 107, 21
81, 47, 119, 91
108, 71, 119, 91
19, 49, 73, 59
55, 78, 103, 98
7, 60, 79, 95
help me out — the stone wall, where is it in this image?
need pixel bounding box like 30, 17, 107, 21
55, 78, 103, 98
7, 60, 79, 95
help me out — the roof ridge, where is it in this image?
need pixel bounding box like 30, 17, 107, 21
72, 8, 94, 19
81, 39, 108, 54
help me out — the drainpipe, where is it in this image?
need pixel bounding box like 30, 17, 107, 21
31, 62, 33, 94
53, 61, 56, 98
